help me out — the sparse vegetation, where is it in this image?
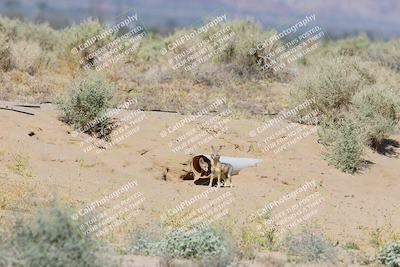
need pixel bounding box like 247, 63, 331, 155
351, 86, 400, 149
377, 240, 400, 267
235, 225, 277, 259
0, 32, 11, 70
290, 56, 375, 118
131, 226, 234, 264
8, 153, 33, 177
0, 202, 113, 267
321, 116, 364, 173
10, 40, 42, 75
343, 241, 360, 250
283, 228, 337, 263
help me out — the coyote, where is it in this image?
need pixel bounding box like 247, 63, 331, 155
209, 145, 234, 187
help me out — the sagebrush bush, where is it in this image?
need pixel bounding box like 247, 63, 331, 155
320, 116, 364, 173
0, 203, 112, 267
131, 226, 234, 263
368, 40, 400, 72
57, 76, 114, 138
0, 16, 60, 51
318, 34, 370, 58
132, 32, 167, 66
377, 240, 400, 267
209, 19, 281, 78
0, 16, 19, 37
290, 56, 375, 118
284, 228, 337, 263
351, 86, 400, 149
63, 19, 113, 71
0, 32, 11, 71
10, 40, 42, 75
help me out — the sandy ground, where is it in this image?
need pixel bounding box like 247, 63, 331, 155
0, 101, 399, 251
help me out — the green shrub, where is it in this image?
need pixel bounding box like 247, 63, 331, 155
0, 203, 112, 267
57, 76, 114, 138
290, 56, 375, 118
321, 116, 364, 173
343, 241, 360, 250
351, 86, 400, 149
377, 240, 400, 267
367, 40, 400, 72
131, 226, 234, 263
284, 228, 337, 263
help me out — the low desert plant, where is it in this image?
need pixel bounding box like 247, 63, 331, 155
377, 240, 400, 267
343, 241, 360, 250
57, 76, 114, 139
351, 86, 400, 149
0, 202, 112, 267
284, 228, 337, 263
320, 116, 364, 173
131, 226, 234, 264
7, 153, 33, 177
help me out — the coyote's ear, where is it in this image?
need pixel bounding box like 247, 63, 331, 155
211, 145, 215, 153
219, 145, 223, 151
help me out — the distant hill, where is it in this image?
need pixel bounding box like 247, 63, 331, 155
1, 0, 399, 38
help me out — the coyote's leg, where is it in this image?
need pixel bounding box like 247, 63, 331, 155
228, 172, 232, 187
209, 173, 214, 187
217, 172, 222, 187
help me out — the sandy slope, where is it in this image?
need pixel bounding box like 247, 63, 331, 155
0, 102, 399, 250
